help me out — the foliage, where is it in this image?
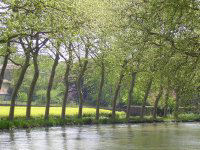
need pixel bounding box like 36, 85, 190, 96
0, 0, 199, 122
17, 92, 27, 101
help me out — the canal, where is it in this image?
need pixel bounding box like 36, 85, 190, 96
0, 123, 200, 150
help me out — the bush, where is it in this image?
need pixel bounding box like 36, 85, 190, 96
17, 92, 27, 101
178, 113, 200, 122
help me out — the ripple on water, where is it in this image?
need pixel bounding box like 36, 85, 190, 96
0, 123, 200, 150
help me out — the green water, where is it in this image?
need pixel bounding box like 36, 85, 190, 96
0, 123, 200, 150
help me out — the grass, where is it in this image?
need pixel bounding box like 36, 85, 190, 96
0, 106, 127, 130
0, 106, 125, 118
172, 113, 200, 122
0, 106, 200, 130
0, 115, 163, 130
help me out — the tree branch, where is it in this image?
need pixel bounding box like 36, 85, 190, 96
8, 58, 23, 67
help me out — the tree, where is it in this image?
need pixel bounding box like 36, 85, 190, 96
61, 41, 73, 119
140, 78, 153, 119
112, 59, 128, 119
153, 84, 163, 120
9, 38, 31, 120
45, 48, 60, 120
0, 42, 11, 90
26, 34, 48, 120
163, 81, 170, 117
96, 61, 105, 120
126, 71, 137, 120
75, 37, 90, 118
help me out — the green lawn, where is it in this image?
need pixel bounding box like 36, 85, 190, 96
0, 106, 126, 130
1, 106, 200, 130
0, 106, 125, 118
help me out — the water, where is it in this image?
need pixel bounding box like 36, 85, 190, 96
0, 123, 200, 150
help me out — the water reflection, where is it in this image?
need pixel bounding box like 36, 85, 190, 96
61, 127, 67, 150
9, 130, 16, 150
0, 123, 200, 150
25, 129, 33, 150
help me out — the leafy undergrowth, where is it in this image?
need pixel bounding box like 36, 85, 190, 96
162, 113, 200, 122
2, 114, 200, 130
0, 116, 164, 130
0, 106, 200, 130
176, 113, 200, 122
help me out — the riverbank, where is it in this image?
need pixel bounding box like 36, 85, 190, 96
1, 106, 200, 130
0, 116, 160, 130
1, 113, 200, 130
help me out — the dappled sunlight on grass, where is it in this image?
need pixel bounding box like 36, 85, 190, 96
0, 106, 125, 118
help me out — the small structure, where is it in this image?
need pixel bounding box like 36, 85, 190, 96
122, 105, 164, 116
127, 106, 154, 116
0, 64, 15, 100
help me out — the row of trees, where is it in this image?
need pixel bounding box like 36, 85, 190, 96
0, 0, 199, 121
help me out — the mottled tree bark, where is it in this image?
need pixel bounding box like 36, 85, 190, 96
26, 51, 39, 120
77, 48, 89, 118
96, 62, 105, 120
141, 78, 153, 119
112, 60, 128, 120
61, 49, 72, 119
163, 88, 169, 117
174, 88, 180, 121
45, 52, 60, 120
26, 37, 48, 120
126, 71, 137, 120
153, 85, 163, 120
0, 42, 10, 90
195, 101, 199, 114
0, 54, 9, 89
9, 48, 30, 120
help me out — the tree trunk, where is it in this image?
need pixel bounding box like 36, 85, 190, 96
195, 101, 199, 114
96, 62, 105, 120
26, 52, 39, 120
77, 77, 84, 118
77, 63, 88, 118
163, 88, 169, 117
174, 88, 180, 121
0, 54, 9, 90
9, 51, 30, 120
77, 47, 89, 119
141, 78, 153, 119
112, 60, 128, 120
45, 52, 59, 120
153, 85, 163, 120
0, 42, 10, 90
61, 50, 72, 119
126, 71, 137, 120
